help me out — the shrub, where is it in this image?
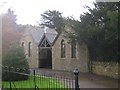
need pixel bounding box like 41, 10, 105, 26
2, 46, 30, 81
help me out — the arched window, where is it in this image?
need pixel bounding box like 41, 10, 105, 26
61, 40, 65, 58
71, 41, 76, 58
28, 42, 32, 57
21, 42, 24, 47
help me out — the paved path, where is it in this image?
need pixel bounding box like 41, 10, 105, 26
78, 72, 119, 88
33, 68, 119, 89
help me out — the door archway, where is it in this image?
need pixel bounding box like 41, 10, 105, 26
39, 48, 52, 69
38, 34, 52, 69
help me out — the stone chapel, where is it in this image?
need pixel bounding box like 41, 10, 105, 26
20, 25, 89, 72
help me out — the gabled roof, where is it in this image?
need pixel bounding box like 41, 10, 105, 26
25, 25, 58, 45
39, 33, 51, 47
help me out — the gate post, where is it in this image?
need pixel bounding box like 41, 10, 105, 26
73, 68, 79, 90
9, 67, 12, 90
33, 70, 36, 90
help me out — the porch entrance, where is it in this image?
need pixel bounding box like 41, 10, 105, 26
39, 48, 52, 69
38, 33, 52, 69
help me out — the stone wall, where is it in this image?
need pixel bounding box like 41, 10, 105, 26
92, 61, 119, 78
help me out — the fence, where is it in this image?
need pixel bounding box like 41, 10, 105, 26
2, 66, 80, 90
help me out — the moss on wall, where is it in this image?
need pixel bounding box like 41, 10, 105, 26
92, 61, 119, 78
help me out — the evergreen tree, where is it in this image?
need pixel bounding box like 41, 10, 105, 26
2, 46, 30, 81
40, 10, 65, 34
2, 9, 22, 56
67, 2, 119, 62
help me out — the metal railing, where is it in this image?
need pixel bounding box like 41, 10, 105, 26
2, 66, 80, 90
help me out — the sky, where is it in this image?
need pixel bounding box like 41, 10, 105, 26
0, 0, 96, 26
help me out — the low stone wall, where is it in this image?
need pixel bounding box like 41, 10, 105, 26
92, 61, 119, 79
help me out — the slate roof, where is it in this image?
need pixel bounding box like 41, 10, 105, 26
26, 26, 58, 45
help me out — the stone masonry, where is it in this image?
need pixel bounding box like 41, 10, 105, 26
52, 27, 89, 72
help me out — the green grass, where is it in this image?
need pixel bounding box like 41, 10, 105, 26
2, 75, 66, 88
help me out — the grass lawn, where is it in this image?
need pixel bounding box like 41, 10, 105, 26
2, 75, 66, 88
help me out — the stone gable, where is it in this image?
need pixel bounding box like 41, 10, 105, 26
52, 29, 89, 72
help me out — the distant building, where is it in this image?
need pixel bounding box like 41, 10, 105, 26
20, 25, 89, 72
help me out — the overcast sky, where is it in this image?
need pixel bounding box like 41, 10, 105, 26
0, 0, 96, 25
